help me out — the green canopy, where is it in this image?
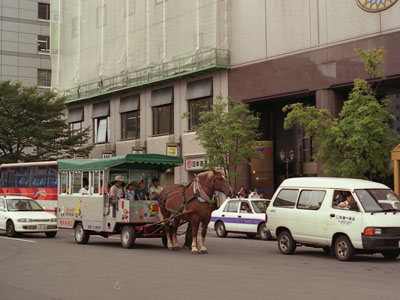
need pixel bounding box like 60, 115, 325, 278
57, 154, 183, 172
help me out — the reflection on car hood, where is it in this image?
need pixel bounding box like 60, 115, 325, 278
7, 211, 56, 220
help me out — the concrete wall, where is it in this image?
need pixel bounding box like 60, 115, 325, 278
0, 0, 50, 86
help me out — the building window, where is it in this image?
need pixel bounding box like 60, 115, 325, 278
69, 122, 82, 134
121, 111, 140, 140
94, 117, 110, 143
92, 102, 110, 143
38, 35, 50, 53
186, 78, 213, 130
152, 105, 173, 135
150, 87, 174, 135
38, 3, 50, 20
188, 97, 212, 130
38, 69, 51, 87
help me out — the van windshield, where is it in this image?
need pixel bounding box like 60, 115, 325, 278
355, 189, 400, 213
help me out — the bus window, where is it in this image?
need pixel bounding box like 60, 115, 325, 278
91, 171, 100, 194
31, 175, 47, 187
6, 172, 15, 187
60, 172, 68, 194
48, 176, 57, 188
72, 172, 82, 194
16, 175, 29, 187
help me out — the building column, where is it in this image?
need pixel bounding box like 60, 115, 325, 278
315, 89, 342, 176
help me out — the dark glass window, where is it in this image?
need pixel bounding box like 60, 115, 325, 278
152, 105, 173, 135
273, 189, 299, 208
121, 111, 140, 140
188, 97, 212, 130
38, 35, 50, 53
38, 69, 51, 86
38, 3, 50, 20
297, 190, 326, 210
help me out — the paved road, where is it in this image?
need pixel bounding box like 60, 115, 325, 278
0, 229, 399, 300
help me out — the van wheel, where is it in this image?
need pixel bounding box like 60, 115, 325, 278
215, 221, 227, 238
334, 236, 355, 261
382, 251, 400, 260
121, 226, 136, 249
6, 221, 16, 237
278, 230, 296, 255
258, 223, 272, 240
75, 223, 90, 244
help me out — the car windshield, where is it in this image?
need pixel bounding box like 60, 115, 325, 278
6, 198, 44, 212
251, 200, 269, 213
355, 189, 400, 212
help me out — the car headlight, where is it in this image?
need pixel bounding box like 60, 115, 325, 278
364, 227, 382, 236
17, 218, 33, 223
51, 218, 57, 222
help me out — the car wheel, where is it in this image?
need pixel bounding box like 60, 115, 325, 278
74, 223, 90, 244
45, 231, 57, 238
258, 223, 272, 241
278, 230, 296, 255
334, 235, 355, 261
121, 226, 136, 249
215, 221, 227, 238
381, 251, 400, 260
6, 220, 16, 237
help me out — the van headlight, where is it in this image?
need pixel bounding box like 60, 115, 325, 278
17, 218, 33, 223
364, 227, 382, 236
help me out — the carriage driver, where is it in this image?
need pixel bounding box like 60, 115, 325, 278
110, 175, 125, 217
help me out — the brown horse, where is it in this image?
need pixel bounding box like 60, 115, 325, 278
158, 170, 232, 254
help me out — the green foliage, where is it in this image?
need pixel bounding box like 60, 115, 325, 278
283, 48, 397, 180
185, 96, 261, 187
0, 81, 93, 164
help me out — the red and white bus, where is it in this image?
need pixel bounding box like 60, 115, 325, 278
0, 161, 58, 214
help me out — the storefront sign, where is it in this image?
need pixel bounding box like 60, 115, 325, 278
132, 147, 144, 154
185, 157, 208, 171
356, 0, 398, 12
167, 146, 178, 156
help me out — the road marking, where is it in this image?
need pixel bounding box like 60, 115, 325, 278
0, 236, 36, 243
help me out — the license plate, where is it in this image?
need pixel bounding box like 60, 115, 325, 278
37, 224, 47, 230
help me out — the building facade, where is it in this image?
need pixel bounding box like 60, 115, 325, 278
0, 0, 51, 89
51, 0, 400, 191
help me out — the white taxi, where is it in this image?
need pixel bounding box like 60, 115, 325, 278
0, 195, 58, 238
210, 197, 271, 240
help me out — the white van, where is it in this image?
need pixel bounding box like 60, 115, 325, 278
266, 177, 400, 261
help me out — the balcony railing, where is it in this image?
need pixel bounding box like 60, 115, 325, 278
64, 48, 230, 103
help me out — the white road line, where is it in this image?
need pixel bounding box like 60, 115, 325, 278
0, 236, 36, 243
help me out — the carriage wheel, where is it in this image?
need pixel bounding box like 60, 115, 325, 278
215, 221, 227, 238
121, 226, 136, 249
75, 223, 90, 244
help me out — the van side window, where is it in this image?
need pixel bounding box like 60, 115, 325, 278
223, 201, 239, 213
273, 189, 298, 208
297, 190, 326, 210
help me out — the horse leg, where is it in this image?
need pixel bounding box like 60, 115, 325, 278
199, 217, 210, 254
172, 218, 180, 249
190, 217, 200, 254
162, 210, 175, 250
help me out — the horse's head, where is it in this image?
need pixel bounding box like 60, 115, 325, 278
210, 170, 233, 198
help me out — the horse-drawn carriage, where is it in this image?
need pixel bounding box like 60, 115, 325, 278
57, 154, 232, 253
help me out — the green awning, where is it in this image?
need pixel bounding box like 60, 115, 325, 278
57, 154, 183, 172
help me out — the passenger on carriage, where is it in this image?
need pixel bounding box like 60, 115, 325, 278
125, 182, 135, 200
135, 180, 148, 200
149, 177, 163, 200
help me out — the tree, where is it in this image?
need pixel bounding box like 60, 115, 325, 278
0, 81, 93, 164
185, 96, 261, 189
283, 47, 397, 180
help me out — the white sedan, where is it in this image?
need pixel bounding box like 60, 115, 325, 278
209, 198, 272, 240
0, 196, 58, 238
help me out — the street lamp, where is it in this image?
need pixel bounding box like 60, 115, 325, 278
280, 149, 294, 179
